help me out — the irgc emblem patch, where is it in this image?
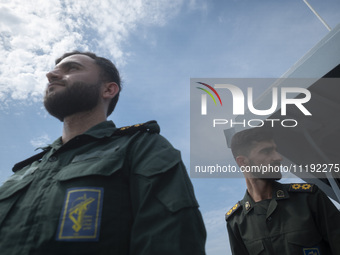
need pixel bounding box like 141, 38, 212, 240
57, 187, 104, 241
303, 247, 320, 255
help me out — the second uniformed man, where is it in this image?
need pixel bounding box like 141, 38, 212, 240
226, 128, 340, 255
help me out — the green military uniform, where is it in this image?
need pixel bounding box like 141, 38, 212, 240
225, 181, 340, 255
0, 121, 206, 255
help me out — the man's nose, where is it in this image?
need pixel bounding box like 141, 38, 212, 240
46, 69, 62, 82
274, 150, 283, 162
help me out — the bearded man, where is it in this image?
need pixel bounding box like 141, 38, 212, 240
225, 127, 340, 255
0, 51, 206, 255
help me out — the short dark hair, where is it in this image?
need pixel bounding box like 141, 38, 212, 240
231, 128, 274, 158
56, 51, 121, 116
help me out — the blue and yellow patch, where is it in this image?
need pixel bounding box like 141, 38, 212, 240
57, 187, 104, 241
303, 247, 320, 255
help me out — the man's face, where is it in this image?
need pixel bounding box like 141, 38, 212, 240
44, 54, 102, 121
245, 140, 283, 179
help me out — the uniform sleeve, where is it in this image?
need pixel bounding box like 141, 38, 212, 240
128, 133, 206, 255
311, 187, 340, 254
226, 220, 249, 255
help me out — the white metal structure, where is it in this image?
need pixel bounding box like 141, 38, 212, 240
225, 23, 340, 202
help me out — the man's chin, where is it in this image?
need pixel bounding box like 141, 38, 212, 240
267, 172, 282, 180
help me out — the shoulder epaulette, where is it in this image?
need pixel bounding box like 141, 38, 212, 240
12, 150, 48, 173
225, 202, 241, 221
288, 183, 315, 193
115, 120, 160, 135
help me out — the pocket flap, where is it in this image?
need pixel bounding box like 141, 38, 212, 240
55, 152, 124, 181
287, 230, 322, 247
0, 167, 35, 200
134, 148, 182, 177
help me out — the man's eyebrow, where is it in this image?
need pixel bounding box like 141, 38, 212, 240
260, 146, 276, 153
56, 61, 84, 69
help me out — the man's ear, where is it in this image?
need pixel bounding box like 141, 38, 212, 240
236, 155, 248, 167
102, 82, 119, 99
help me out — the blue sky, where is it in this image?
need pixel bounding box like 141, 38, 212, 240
1, 0, 340, 254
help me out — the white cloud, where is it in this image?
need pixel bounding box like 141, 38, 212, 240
0, 0, 184, 105
30, 133, 50, 148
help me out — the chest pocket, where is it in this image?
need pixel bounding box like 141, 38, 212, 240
54, 148, 124, 181
286, 230, 325, 254
52, 148, 130, 246
0, 165, 36, 226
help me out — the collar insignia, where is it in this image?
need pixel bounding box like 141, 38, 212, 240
276, 190, 285, 198
245, 201, 251, 211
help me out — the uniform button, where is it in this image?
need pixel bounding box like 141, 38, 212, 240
48, 156, 58, 162
267, 217, 272, 222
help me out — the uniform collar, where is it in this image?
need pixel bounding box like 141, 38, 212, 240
13, 121, 119, 172
242, 181, 289, 215
267, 181, 289, 218
44, 121, 117, 151
242, 190, 255, 215
82, 120, 117, 138
272, 181, 290, 200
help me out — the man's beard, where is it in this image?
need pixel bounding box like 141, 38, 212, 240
248, 160, 282, 180
44, 81, 101, 121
